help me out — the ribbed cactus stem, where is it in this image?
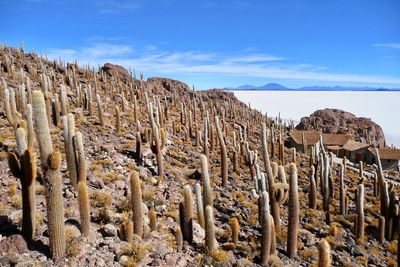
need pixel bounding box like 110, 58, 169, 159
115, 106, 120, 134
205, 205, 217, 253
356, 183, 365, 242
73, 132, 86, 183
378, 216, 385, 243
32, 90, 53, 169
180, 185, 194, 243
269, 214, 276, 255
230, 217, 239, 244
4, 88, 16, 128
203, 118, 209, 159
96, 94, 104, 127
318, 239, 332, 267
261, 191, 271, 265
287, 163, 299, 258
130, 171, 143, 238
149, 208, 157, 232
339, 163, 345, 215
195, 182, 205, 228
26, 104, 35, 148
135, 131, 142, 162
22, 148, 36, 241
66, 113, 77, 188
214, 116, 228, 186
77, 181, 90, 237
309, 165, 317, 209
175, 227, 183, 252
45, 150, 66, 261
201, 154, 213, 218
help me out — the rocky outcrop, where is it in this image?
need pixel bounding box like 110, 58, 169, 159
146, 77, 189, 96
296, 108, 385, 147
100, 63, 131, 83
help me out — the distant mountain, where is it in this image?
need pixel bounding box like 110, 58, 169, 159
229, 83, 400, 91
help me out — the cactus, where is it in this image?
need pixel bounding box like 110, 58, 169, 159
149, 103, 165, 179
378, 216, 385, 243
318, 239, 332, 267
309, 165, 317, 209
291, 147, 296, 163
135, 131, 142, 162
230, 217, 239, 244
180, 185, 193, 243
260, 191, 271, 265
115, 106, 121, 134
149, 208, 157, 232
214, 116, 228, 186
270, 166, 289, 232
73, 132, 86, 183
130, 171, 143, 238
51, 94, 60, 126
269, 214, 276, 255
195, 182, 205, 228
302, 132, 307, 154
26, 104, 35, 148
201, 154, 213, 217
77, 181, 90, 237
356, 183, 365, 242
205, 205, 217, 253
120, 219, 134, 242
96, 94, 104, 127
175, 226, 183, 252
63, 113, 78, 188
339, 164, 345, 215
287, 163, 299, 258
45, 150, 66, 261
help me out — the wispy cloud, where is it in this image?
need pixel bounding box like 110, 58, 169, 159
372, 43, 400, 49
46, 42, 400, 86
95, 0, 141, 14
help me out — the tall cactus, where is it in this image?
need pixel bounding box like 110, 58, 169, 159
180, 185, 193, 243
195, 182, 205, 228
287, 163, 299, 258
130, 171, 143, 238
214, 116, 228, 186
356, 183, 365, 242
309, 165, 317, 209
32, 90, 65, 261
201, 154, 213, 218
339, 163, 345, 215
260, 191, 271, 265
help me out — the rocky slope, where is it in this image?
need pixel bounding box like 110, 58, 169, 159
296, 108, 385, 147
0, 46, 398, 267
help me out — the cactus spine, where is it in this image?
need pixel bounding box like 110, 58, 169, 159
214, 116, 228, 186
287, 163, 299, 258
318, 239, 332, 267
130, 171, 143, 238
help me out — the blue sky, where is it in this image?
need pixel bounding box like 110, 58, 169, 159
1, 0, 400, 89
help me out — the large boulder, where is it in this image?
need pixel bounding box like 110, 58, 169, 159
146, 77, 189, 95
296, 108, 385, 147
100, 63, 131, 83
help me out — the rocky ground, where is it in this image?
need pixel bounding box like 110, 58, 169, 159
0, 46, 399, 266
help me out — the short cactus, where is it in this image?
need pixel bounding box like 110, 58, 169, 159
205, 205, 217, 253
318, 239, 332, 267
180, 185, 193, 243
230, 217, 239, 244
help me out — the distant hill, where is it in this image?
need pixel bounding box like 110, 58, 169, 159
228, 83, 400, 91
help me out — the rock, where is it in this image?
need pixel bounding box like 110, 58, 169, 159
99, 224, 118, 237
0, 234, 28, 254
146, 77, 189, 95
100, 63, 131, 83
101, 144, 115, 154
89, 177, 105, 189
193, 221, 205, 245
296, 108, 385, 147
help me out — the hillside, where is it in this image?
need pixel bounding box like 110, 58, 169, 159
0, 46, 399, 266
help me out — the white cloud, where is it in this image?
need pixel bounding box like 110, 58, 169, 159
372, 43, 400, 49
46, 42, 400, 86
